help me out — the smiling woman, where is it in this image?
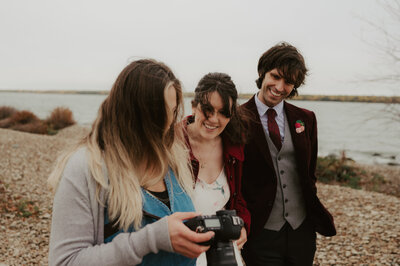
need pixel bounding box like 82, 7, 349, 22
189, 90, 231, 142
182, 72, 251, 266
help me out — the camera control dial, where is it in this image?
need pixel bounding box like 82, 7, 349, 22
195, 226, 205, 233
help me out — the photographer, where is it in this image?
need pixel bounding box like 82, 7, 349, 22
48, 59, 214, 266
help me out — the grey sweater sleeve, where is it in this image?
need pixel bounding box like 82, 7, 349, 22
49, 149, 173, 266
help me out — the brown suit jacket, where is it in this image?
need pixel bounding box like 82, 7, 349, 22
241, 96, 336, 238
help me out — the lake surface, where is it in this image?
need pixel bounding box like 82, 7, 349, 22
1, 91, 399, 165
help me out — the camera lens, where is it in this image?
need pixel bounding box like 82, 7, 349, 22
206, 241, 237, 266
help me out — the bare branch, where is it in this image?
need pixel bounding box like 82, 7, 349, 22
358, 0, 400, 123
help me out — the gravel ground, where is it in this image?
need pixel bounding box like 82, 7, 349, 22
0, 126, 399, 265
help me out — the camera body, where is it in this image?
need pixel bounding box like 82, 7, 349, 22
185, 210, 244, 266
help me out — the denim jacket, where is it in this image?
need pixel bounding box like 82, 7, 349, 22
105, 169, 196, 266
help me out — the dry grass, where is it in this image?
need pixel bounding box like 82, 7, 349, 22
0, 110, 40, 129
45, 107, 76, 131
0, 179, 40, 218
0, 106, 17, 120
11, 121, 48, 135
354, 163, 400, 197
0, 117, 13, 128
317, 152, 400, 197
10, 110, 40, 124
0, 106, 76, 135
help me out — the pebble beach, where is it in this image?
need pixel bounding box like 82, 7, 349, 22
0, 125, 399, 265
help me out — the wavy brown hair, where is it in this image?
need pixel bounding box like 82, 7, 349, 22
192, 72, 247, 145
49, 59, 193, 230
96, 59, 182, 178
256, 42, 308, 98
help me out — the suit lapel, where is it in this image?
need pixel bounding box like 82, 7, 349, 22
284, 101, 309, 176
246, 96, 275, 171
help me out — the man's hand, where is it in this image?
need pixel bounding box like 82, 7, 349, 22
167, 212, 215, 258
236, 227, 247, 250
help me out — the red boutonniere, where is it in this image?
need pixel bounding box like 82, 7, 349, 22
295, 120, 305, 133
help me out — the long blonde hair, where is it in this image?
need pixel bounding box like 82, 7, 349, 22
48, 59, 193, 230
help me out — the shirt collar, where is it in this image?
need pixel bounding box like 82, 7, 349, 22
255, 92, 285, 117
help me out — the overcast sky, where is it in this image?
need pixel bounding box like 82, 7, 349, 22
0, 0, 398, 96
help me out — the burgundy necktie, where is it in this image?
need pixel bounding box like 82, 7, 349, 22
267, 109, 282, 150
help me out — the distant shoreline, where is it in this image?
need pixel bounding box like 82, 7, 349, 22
1, 89, 399, 103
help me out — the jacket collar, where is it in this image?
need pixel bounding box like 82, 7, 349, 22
244, 95, 311, 177
244, 95, 274, 170
283, 101, 309, 176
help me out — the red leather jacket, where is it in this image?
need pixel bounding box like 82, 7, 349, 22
183, 116, 251, 234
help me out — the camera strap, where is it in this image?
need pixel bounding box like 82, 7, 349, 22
142, 210, 162, 221
104, 211, 162, 240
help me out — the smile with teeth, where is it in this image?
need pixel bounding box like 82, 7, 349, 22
204, 123, 218, 130
270, 89, 281, 97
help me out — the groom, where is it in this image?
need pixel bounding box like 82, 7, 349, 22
241, 42, 336, 265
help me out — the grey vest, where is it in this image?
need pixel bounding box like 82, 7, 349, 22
264, 114, 307, 231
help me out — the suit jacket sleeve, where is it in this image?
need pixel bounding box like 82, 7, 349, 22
309, 111, 318, 193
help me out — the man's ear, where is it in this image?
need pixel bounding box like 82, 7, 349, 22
256, 72, 265, 89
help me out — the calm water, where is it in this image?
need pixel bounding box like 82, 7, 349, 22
0, 92, 399, 165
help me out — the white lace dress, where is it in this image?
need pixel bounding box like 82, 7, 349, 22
192, 168, 243, 266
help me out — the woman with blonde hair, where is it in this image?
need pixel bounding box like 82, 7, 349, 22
48, 59, 214, 266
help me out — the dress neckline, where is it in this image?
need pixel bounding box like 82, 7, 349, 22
197, 166, 225, 185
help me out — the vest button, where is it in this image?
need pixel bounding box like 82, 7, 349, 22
280, 170, 284, 174
278, 156, 281, 161
283, 184, 287, 188
285, 198, 288, 203
285, 213, 289, 217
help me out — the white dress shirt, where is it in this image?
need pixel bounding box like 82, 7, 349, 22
255, 93, 285, 142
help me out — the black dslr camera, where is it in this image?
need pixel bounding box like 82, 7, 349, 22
184, 210, 244, 266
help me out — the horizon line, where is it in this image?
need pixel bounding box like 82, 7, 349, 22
0, 89, 399, 98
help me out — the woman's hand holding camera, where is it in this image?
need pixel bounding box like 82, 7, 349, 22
168, 212, 215, 258
236, 227, 247, 249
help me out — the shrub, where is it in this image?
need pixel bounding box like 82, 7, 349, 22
11, 121, 48, 134
0, 106, 77, 135
16, 200, 40, 218
0, 117, 13, 128
0, 181, 40, 218
46, 107, 76, 131
0, 110, 40, 129
11, 110, 40, 124
316, 152, 361, 189
0, 106, 17, 120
